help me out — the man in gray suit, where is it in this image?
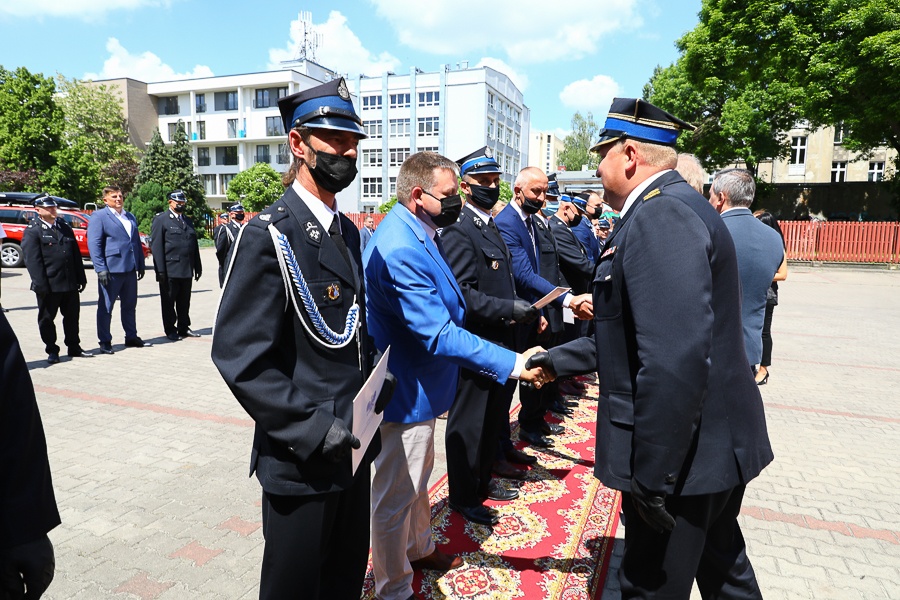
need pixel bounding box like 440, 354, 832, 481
709, 169, 784, 369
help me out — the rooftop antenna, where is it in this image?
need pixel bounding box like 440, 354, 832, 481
293, 11, 322, 63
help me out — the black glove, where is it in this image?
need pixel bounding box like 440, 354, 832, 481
78, 283, 86, 293
375, 371, 396, 415
320, 418, 360, 463
97, 271, 110, 287
525, 351, 557, 378
511, 299, 539, 325
0, 535, 55, 599
630, 477, 675, 533
137, 268, 145, 281
156, 272, 167, 283
194, 271, 202, 282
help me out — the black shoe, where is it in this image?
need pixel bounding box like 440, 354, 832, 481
540, 422, 565, 436
98, 343, 115, 355
166, 333, 181, 341
486, 481, 519, 502
449, 502, 499, 526
179, 329, 201, 338
47, 353, 60, 364
505, 447, 537, 465
68, 349, 94, 358
125, 337, 152, 348
520, 430, 554, 448
0, 306, 8, 313
562, 399, 579, 408
549, 404, 574, 417
756, 371, 769, 386
492, 460, 527, 480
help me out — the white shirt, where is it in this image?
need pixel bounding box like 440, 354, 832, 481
619, 169, 671, 218
292, 181, 340, 233
109, 207, 133, 237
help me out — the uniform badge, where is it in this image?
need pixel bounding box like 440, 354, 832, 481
169, 213, 175, 219
337, 78, 350, 100
259, 214, 271, 222
326, 283, 341, 300
643, 189, 661, 201
305, 221, 321, 242
473, 216, 483, 228
601, 245, 617, 259
491, 260, 499, 270
484, 147, 493, 158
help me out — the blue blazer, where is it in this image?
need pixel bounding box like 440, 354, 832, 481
494, 203, 563, 306
721, 208, 785, 365
87, 207, 145, 274
363, 204, 516, 424
572, 218, 601, 263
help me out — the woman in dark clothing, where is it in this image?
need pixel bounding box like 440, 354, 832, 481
754, 211, 788, 385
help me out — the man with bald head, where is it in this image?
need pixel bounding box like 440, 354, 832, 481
494, 166, 592, 447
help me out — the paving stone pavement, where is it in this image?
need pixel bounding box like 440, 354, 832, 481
2, 252, 899, 599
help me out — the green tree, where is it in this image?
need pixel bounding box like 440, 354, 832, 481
44, 76, 139, 204
645, 1, 813, 175
498, 180, 512, 204
0, 66, 62, 185
125, 181, 167, 235
378, 196, 398, 213
226, 162, 283, 211
134, 124, 211, 237
558, 112, 600, 172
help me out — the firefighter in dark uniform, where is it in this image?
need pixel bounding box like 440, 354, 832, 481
211, 78, 390, 600
0, 312, 60, 598
150, 190, 202, 341
21, 194, 92, 363
213, 203, 245, 287
440, 147, 539, 526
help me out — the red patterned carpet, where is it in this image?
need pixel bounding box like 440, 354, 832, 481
362, 379, 622, 599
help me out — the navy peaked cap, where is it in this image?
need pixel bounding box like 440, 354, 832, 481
592, 98, 694, 151
277, 77, 366, 138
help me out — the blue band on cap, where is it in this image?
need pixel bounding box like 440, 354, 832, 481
602, 116, 680, 146
460, 156, 500, 175
291, 95, 358, 130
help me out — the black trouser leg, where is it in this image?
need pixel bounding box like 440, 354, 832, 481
35, 292, 61, 354
760, 302, 775, 368
158, 277, 177, 335
259, 470, 371, 600
58, 291, 81, 352
170, 277, 193, 335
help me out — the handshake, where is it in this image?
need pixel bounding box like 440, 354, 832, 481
519, 347, 558, 389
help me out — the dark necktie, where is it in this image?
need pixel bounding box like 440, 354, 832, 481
329, 215, 352, 268
525, 216, 537, 256
433, 233, 449, 263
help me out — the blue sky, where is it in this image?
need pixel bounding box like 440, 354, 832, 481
1, 0, 703, 137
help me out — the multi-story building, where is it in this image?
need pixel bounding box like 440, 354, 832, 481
349, 65, 530, 212
528, 131, 565, 174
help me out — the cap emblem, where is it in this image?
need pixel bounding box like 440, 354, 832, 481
337, 78, 350, 101
484, 147, 493, 158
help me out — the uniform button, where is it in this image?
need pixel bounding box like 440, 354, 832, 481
665, 474, 677, 484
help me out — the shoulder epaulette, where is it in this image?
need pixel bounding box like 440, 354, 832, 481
642, 188, 662, 201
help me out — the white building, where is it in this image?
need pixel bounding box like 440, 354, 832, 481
529, 131, 565, 174
349, 65, 530, 212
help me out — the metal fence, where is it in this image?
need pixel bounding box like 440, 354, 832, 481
781, 221, 900, 263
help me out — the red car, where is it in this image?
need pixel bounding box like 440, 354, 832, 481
0, 195, 150, 268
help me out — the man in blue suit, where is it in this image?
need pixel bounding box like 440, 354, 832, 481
709, 168, 785, 370
364, 151, 547, 600
87, 185, 151, 354
494, 167, 592, 447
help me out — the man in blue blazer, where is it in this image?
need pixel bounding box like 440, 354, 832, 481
494, 167, 592, 447
529, 99, 773, 599
709, 169, 785, 369
87, 185, 150, 354
364, 151, 546, 600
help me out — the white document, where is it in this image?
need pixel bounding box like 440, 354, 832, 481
562, 307, 575, 324
351, 346, 390, 475
532, 286, 571, 310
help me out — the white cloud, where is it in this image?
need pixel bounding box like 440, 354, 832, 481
83, 38, 214, 82
268, 11, 400, 77
0, 0, 166, 19
475, 58, 528, 91
369, 0, 642, 64
559, 75, 621, 114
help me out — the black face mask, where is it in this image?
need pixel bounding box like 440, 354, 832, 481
520, 195, 543, 215
468, 184, 500, 210
569, 213, 583, 227
309, 148, 358, 194
233, 213, 245, 222
173, 203, 185, 213
426, 192, 463, 228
